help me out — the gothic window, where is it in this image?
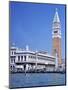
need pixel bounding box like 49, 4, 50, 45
21, 56, 23, 61
14, 58, 15, 63
11, 57, 15, 63
13, 66, 15, 70
18, 56, 20, 61
11, 58, 13, 63
12, 51, 13, 55
24, 56, 26, 61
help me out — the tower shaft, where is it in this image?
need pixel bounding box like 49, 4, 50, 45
52, 37, 62, 65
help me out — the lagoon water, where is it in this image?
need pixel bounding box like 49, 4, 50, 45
9, 73, 66, 88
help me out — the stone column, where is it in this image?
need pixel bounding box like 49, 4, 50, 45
15, 55, 18, 63
26, 64, 29, 71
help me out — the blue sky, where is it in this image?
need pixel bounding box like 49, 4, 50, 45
10, 2, 66, 59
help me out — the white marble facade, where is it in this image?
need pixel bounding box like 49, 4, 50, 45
10, 45, 56, 72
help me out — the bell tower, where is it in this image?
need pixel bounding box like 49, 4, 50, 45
52, 9, 62, 66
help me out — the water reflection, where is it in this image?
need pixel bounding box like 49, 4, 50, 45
9, 73, 65, 88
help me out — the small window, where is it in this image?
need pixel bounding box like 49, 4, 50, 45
10, 66, 12, 70
54, 31, 58, 33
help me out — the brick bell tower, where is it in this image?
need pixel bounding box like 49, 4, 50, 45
52, 9, 62, 66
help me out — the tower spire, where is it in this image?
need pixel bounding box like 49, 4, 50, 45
53, 8, 60, 23
52, 8, 61, 38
